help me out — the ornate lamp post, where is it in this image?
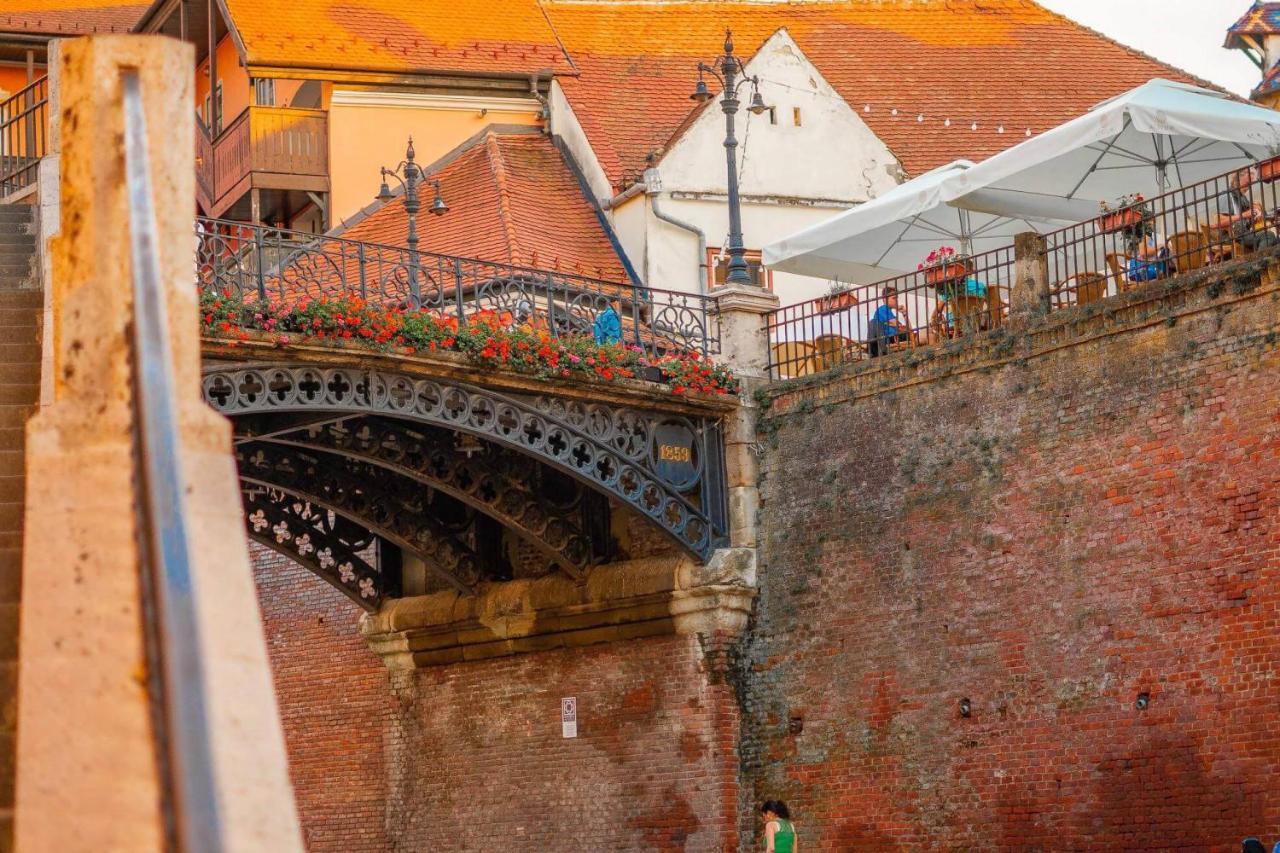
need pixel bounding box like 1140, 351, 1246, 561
376, 136, 448, 305
691, 29, 770, 288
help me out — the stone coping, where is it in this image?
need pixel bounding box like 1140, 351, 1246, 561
360, 549, 756, 668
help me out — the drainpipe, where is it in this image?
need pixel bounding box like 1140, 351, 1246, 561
603, 167, 709, 294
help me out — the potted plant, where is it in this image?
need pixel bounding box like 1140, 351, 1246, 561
1259, 156, 1280, 184
819, 283, 858, 315
919, 246, 970, 287
1097, 193, 1150, 235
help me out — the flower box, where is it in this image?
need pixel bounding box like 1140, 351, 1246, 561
1260, 156, 1280, 185
819, 290, 857, 315
1097, 207, 1145, 235
923, 261, 969, 287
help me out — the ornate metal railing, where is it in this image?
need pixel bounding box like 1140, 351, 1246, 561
0, 76, 48, 198
196, 217, 721, 358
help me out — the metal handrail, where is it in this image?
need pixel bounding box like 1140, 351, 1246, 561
123, 70, 222, 851
0, 75, 48, 197
195, 216, 723, 357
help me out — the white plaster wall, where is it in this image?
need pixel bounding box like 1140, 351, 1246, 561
548, 80, 614, 205
611, 194, 648, 285
660, 29, 901, 202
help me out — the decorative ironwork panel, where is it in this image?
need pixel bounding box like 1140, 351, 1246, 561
237, 443, 485, 593
250, 416, 595, 578
205, 365, 729, 560
196, 217, 720, 357
241, 485, 384, 610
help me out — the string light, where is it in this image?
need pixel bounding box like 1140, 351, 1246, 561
752, 74, 1038, 139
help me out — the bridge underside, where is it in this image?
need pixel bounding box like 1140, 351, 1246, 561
205, 361, 731, 609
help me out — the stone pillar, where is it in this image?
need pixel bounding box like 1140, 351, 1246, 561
15, 36, 303, 852
712, 284, 779, 552
1009, 231, 1050, 322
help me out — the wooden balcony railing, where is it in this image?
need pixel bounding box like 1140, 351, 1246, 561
196, 105, 327, 218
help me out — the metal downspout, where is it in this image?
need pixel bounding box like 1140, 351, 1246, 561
649, 190, 708, 295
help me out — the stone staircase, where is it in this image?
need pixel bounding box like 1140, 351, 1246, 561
0, 202, 40, 851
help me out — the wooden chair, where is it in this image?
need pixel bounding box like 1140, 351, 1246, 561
1166, 230, 1207, 274
770, 341, 817, 379
1105, 253, 1130, 292
812, 334, 856, 370
983, 286, 1006, 330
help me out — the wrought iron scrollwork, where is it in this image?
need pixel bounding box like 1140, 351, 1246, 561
236, 442, 485, 593
205, 365, 729, 560
241, 485, 384, 610
251, 416, 595, 578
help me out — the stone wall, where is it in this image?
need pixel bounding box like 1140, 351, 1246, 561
743, 258, 1280, 848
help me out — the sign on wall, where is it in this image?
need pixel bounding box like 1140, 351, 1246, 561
561, 697, 577, 739
653, 421, 699, 490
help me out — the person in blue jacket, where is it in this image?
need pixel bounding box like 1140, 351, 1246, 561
593, 296, 623, 345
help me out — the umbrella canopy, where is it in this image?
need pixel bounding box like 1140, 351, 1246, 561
763, 160, 1066, 283
948, 79, 1280, 222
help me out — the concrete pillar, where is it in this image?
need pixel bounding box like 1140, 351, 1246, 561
712, 285, 778, 551
15, 36, 303, 852
1010, 231, 1050, 322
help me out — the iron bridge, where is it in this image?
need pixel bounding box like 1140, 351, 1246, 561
203, 360, 731, 610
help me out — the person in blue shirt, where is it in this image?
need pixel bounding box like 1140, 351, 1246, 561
593, 296, 623, 345
868, 285, 909, 357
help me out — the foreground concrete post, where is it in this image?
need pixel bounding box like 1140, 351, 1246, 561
15, 37, 303, 851
1010, 231, 1050, 321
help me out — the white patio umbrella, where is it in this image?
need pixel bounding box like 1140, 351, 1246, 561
947, 79, 1280, 220
763, 160, 1066, 283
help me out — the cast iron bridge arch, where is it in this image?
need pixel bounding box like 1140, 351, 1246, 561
204, 362, 730, 609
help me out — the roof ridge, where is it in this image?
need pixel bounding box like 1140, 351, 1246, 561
483, 132, 523, 267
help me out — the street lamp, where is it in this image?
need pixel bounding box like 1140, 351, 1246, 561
691, 29, 771, 288
376, 136, 447, 304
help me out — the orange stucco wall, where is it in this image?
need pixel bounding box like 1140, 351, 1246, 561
194, 36, 304, 130
0, 64, 43, 101
327, 95, 543, 226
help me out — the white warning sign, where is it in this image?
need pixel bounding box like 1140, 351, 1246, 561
561, 697, 578, 739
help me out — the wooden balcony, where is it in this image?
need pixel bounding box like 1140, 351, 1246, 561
196, 105, 328, 221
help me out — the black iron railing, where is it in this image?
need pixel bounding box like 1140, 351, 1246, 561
196, 217, 721, 358
0, 76, 48, 198
767, 159, 1280, 381
767, 245, 1015, 380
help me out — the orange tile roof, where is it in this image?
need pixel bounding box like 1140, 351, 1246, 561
0, 0, 146, 35
542, 0, 1212, 185
224, 0, 572, 76
338, 127, 630, 282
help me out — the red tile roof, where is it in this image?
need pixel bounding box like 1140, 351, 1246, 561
338, 127, 630, 282
0, 0, 146, 36
224, 0, 572, 76
542, 0, 1213, 185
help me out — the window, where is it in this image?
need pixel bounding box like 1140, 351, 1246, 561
206, 82, 224, 134
254, 78, 275, 107
707, 248, 773, 291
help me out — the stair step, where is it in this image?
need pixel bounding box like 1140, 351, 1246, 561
0, 226, 29, 237
0, 294, 42, 311
0, 551, 17, 605
0, 506, 20, 534
0, 410, 34, 431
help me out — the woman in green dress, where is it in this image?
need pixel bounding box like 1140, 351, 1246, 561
760, 800, 798, 853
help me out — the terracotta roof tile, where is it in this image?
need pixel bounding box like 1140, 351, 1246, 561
0, 0, 146, 35
542, 0, 1212, 184
339, 128, 629, 282
225, 0, 572, 76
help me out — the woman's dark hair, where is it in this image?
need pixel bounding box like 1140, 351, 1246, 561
760, 800, 791, 820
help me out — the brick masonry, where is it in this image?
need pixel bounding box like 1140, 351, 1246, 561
253, 543, 741, 852
252, 257, 1280, 851
742, 259, 1280, 849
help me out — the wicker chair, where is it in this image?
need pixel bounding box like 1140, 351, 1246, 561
770, 341, 818, 379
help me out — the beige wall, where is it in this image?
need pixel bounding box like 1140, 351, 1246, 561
327, 89, 543, 226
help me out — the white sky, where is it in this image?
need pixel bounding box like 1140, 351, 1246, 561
1036, 0, 1259, 96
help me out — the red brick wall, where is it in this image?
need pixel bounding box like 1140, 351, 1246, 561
251, 546, 393, 852
253, 543, 739, 852
745, 276, 1280, 849
383, 633, 738, 852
